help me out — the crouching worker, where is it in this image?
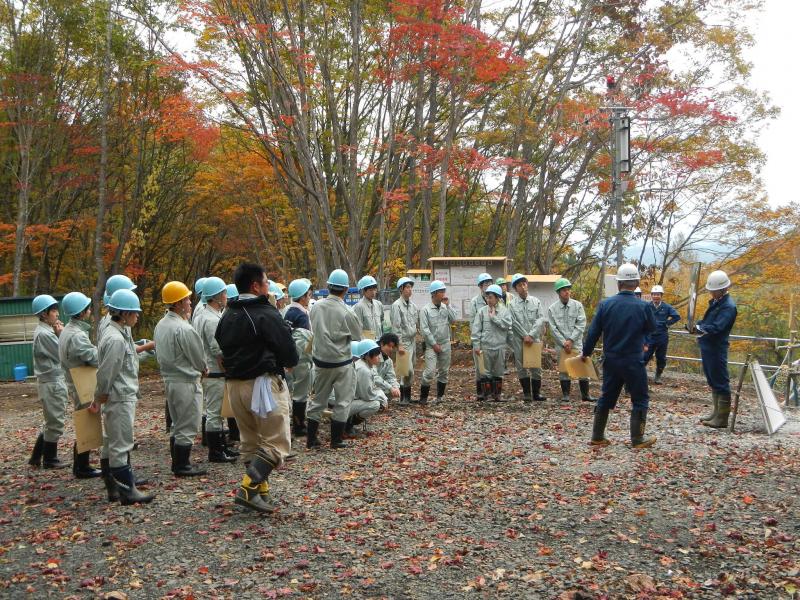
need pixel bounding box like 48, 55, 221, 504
94, 290, 154, 505
347, 339, 387, 438
215, 263, 299, 514
470, 285, 512, 402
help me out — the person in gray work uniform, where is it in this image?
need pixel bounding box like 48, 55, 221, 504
390, 276, 419, 404
353, 275, 384, 339
419, 280, 456, 404
28, 294, 68, 470
154, 281, 208, 477
193, 276, 237, 463
467, 272, 493, 400
508, 273, 548, 402
307, 269, 362, 449
94, 289, 154, 505
58, 291, 103, 479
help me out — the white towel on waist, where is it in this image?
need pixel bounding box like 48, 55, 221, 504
251, 375, 277, 418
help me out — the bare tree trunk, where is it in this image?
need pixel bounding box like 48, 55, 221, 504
12, 125, 31, 295
92, 0, 114, 323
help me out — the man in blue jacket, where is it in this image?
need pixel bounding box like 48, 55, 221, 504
582, 264, 657, 448
695, 270, 738, 429
643, 285, 681, 384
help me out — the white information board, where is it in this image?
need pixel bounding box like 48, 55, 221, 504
750, 360, 787, 435
434, 268, 450, 283
450, 265, 484, 286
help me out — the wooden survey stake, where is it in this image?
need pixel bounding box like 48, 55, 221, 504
522, 342, 542, 369
74, 407, 102, 453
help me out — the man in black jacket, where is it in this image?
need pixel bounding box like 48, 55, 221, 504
216, 263, 299, 513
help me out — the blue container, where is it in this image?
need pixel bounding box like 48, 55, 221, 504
14, 363, 28, 382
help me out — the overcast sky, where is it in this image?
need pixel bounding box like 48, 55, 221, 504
748, 0, 799, 207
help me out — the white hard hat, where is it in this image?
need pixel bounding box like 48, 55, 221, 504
634, 287, 642, 293
615, 263, 640, 281
651, 285, 664, 294
705, 270, 731, 291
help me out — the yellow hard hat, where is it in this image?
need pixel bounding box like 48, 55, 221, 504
162, 281, 192, 304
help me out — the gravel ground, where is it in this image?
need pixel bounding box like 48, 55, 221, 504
1, 355, 799, 599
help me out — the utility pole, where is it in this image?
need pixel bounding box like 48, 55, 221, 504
602, 76, 632, 266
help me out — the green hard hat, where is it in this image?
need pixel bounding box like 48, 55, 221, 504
554, 277, 572, 292
495, 277, 507, 285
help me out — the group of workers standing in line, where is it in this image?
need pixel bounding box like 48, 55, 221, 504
25, 259, 737, 513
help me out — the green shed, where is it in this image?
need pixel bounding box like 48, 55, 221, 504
0, 296, 66, 381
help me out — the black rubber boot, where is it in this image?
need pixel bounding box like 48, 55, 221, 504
493, 378, 506, 402
306, 419, 321, 449
419, 385, 430, 405
532, 379, 547, 402
29, 433, 44, 467
73, 443, 101, 479
111, 465, 155, 505
172, 444, 207, 477
165, 402, 172, 433
227, 417, 240, 442
330, 420, 349, 449
559, 380, 571, 402
100, 458, 119, 502
42, 441, 67, 469
436, 381, 447, 403
703, 393, 731, 429
654, 368, 664, 385
479, 379, 492, 402
124, 452, 148, 487
631, 409, 657, 448
291, 402, 307, 436
208, 431, 237, 463
343, 416, 363, 440
590, 406, 611, 446
579, 380, 595, 403
520, 378, 532, 402
201, 415, 208, 447
235, 451, 276, 513
476, 380, 485, 401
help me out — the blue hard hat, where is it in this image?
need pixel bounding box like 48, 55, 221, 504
32, 294, 59, 315
511, 273, 528, 288
357, 275, 378, 291
327, 269, 349, 288
202, 276, 227, 300
429, 280, 446, 294
268, 281, 285, 301
486, 284, 503, 297
288, 278, 312, 300
107, 289, 141, 312
358, 339, 379, 357
225, 283, 239, 300
477, 272, 493, 285
62, 292, 92, 317
194, 277, 208, 295
397, 277, 414, 289
351, 341, 361, 358
103, 274, 136, 305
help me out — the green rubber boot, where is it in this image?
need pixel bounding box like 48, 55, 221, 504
700, 392, 719, 423
703, 393, 730, 429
